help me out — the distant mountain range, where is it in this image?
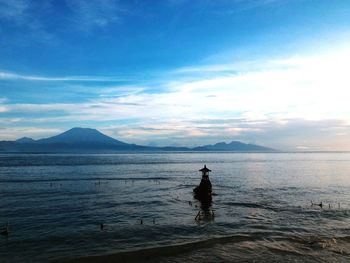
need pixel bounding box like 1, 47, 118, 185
0, 127, 275, 153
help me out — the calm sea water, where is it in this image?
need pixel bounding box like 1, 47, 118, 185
1, 153, 350, 262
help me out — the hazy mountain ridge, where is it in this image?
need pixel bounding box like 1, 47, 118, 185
16, 137, 36, 143
193, 141, 273, 152
0, 127, 275, 153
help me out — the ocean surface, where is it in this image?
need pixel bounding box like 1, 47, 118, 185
1, 153, 350, 262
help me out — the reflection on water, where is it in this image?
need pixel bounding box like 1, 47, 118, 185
0, 153, 350, 262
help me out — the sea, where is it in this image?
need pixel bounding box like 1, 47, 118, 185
1, 152, 350, 262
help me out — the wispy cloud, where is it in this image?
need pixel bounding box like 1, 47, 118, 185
0, 71, 129, 82
166, 0, 279, 14
66, 0, 124, 32
0, 126, 62, 141
0, 0, 28, 21
0, 0, 55, 43
0, 0, 127, 44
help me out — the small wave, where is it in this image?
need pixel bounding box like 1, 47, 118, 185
62, 233, 350, 263
223, 201, 266, 208
215, 184, 240, 190
61, 234, 253, 263
173, 184, 195, 189
0, 177, 169, 183
121, 200, 166, 207
222, 201, 278, 212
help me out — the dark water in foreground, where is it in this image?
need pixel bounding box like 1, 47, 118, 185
1, 153, 350, 262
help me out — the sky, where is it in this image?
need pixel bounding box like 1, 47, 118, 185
1, 0, 350, 150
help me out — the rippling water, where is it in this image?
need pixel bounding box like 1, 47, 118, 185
1, 153, 350, 262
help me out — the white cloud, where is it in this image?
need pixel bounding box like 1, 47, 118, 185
168, 47, 350, 122
0, 97, 8, 112
0, 106, 8, 113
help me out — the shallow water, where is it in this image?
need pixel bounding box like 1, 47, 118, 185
1, 153, 350, 262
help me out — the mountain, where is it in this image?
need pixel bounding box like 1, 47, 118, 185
0, 127, 276, 153
37, 127, 127, 146
193, 141, 274, 152
16, 137, 35, 143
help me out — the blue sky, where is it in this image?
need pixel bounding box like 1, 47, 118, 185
1, 0, 350, 150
